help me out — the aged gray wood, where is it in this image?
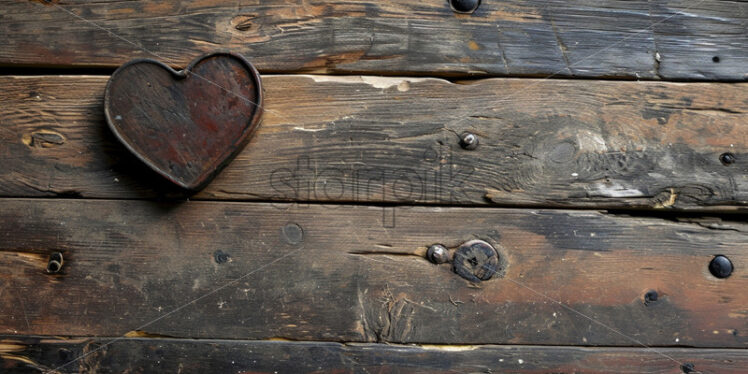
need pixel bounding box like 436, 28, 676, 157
1, 0, 747, 80
0, 199, 746, 347
2, 337, 748, 374
1, 75, 746, 210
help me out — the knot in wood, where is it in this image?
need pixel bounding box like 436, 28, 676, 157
46, 252, 64, 273
453, 240, 498, 282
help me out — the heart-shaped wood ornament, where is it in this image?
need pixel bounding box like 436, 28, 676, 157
104, 52, 263, 191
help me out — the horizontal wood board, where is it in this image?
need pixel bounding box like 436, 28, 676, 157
1, 0, 747, 80
2, 337, 748, 373
0, 199, 745, 347
1, 75, 747, 210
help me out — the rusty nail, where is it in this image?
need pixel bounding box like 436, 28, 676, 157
449, 0, 481, 14
426, 244, 450, 264
453, 240, 498, 282
644, 290, 658, 305
709, 255, 733, 278
459, 132, 479, 150
47, 252, 63, 273
719, 152, 736, 165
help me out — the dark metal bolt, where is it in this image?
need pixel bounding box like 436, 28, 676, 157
47, 252, 63, 273
426, 244, 450, 264
449, 0, 481, 14
459, 132, 479, 150
453, 240, 499, 282
681, 363, 695, 373
709, 255, 733, 278
719, 152, 736, 165
214, 250, 231, 264
644, 290, 658, 305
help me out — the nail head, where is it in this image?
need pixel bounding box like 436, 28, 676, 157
709, 255, 733, 278
427, 244, 450, 264
453, 240, 498, 282
449, 0, 481, 14
459, 132, 479, 150
644, 290, 658, 305
719, 152, 736, 165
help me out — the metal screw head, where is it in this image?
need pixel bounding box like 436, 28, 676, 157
427, 244, 450, 264
459, 132, 479, 150
644, 290, 658, 305
709, 255, 733, 278
47, 252, 63, 273
214, 250, 231, 264
453, 240, 498, 282
719, 152, 736, 165
681, 363, 696, 373
449, 0, 481, 14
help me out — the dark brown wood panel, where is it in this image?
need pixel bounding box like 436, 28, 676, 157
2, 337, 748, 374
1, 75, 746, 210
0, 199, 746, 347
1, 0, 747, 80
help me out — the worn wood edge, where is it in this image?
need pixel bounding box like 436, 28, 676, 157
3, 0, 748, 81
2, 336, 747, 374
1, 75, 746, 210
0, 198, 745, 347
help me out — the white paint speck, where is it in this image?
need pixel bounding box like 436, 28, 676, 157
518, 359, 524, 364
304, 75, 439, 89
571, 173, 578, 177
675, 338, 679, 342
115, 115, 122, 121
293, 126, 325, 132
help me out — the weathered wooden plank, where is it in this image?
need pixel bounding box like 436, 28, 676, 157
1, 0, 747, 80
2, 337, 748, 374
1, 75, 746, 210
0, 199, 745, 347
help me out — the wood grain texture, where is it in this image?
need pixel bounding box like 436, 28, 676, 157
2, 337, 748, 374
0, 199, 745, 347
2, 0, 747, 80
2, 75, 746, 210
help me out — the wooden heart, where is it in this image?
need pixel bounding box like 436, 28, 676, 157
104, 52, 263, 191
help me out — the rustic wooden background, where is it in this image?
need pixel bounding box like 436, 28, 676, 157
1, 0, 746, 373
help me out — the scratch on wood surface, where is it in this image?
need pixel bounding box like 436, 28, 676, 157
549, 17, 572, 75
